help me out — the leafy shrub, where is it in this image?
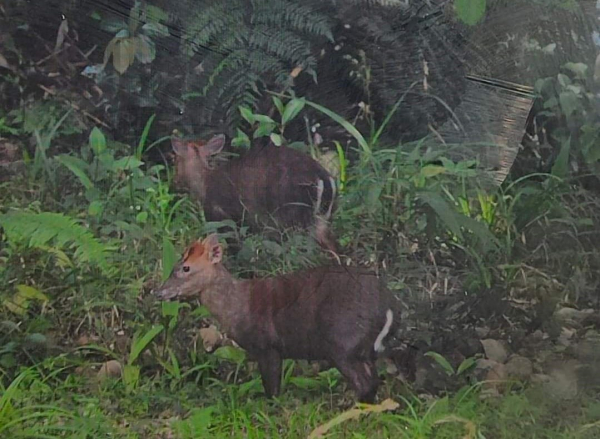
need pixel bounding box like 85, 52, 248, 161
180, 0, 333, 126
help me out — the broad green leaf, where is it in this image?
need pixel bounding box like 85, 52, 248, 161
147, 5, 169, 23
253, 114, 276, 124
232, 128, 251, 148
239, 106, 255, 124
305, 100, 369, 153
174, 407, 215, 435
135, 35, 156, 64
270, 133, 283, 146
458, 214, 499, 253
128, 0, 142, 34
123, 364, 140, 389
16, 284, 48, 302
214, 346, 246, 364
100, 18, 127, 33
162, 236, 177, 281
421, 165, 446, 178
112, 38, 136, 74
558, 91, 579, 118
425, 351, 455, 376
272, 96, 284, 115
135, 211, 148, 223
417, 191, 464, 240
543, 96, 558, 109
191, 305, 212, 319
129, 325, 164, 364
115, 29, 130, 38
253, 123, 275, 139
552, 137, 571, 178
262, 240, 283, 256
4, 285, 48, 316
56, 155, 94, 190
557, 73, 571, 88
282, 98, 305, 124
89, 127, 107, 156
289, 376, 325, 390
114, 156, 144, 170
456, 357, 477, 375
161, 301, 190, 318
454, 0, 486, 25
142, 22, 169, 37
88, 200, 104, 217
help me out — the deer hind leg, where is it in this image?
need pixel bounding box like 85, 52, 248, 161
257, 350, 283, 398
314, 216, 340, 256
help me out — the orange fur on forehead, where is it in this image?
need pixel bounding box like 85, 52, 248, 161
186, 139, 207, 149
181, 235, 220, 264
182, 240, 206, 263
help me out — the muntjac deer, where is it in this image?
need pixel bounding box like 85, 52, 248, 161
153, 234, 396, 403
172, 134, 338, 253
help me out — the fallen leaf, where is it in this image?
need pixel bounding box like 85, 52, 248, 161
308, 398, 399, 438
54, 19, 69, 52
199, 325, 222, 352
0, 52, 13, 71
290, 66, 303, 78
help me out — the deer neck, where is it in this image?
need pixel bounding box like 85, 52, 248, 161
199, 267, 248, 332
183, 157, 211, 201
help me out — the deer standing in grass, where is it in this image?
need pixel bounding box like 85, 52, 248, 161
172, 134, 339, 253
153, 234, 396, 403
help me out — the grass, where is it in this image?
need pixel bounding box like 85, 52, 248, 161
3, 364, 600, 438
2, 100, 600, 438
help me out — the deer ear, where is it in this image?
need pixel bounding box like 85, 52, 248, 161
171, 136, 188, 157
202, 234, 222, 264
208, 243, 223, 264
203, 134, 226, 156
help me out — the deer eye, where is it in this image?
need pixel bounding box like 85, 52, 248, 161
182, 266, 190, 273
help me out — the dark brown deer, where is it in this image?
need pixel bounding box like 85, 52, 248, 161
172, 134, 338, 253
153, 234, 396, 403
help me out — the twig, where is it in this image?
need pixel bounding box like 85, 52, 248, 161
38, 84, 111, 129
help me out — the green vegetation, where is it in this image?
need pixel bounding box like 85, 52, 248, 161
2, 0, 600, 437
2, 92, 600, 437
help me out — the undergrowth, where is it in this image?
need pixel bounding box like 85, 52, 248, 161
1, 94, 600, 438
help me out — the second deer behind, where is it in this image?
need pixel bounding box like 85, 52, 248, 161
172, 134, 339, 253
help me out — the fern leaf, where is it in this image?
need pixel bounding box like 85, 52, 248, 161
249, 25, 315, 69
0, 211, 112, 272
183, 0, 333, 126
251, 0, 334, 41
182, 2, 246, 56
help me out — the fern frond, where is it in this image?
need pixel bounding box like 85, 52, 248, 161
0, 211, 112, 272
182, 2, 246, 56
251, 0, 334, 41
249, 25, 316, 69
182, 0, 333, 127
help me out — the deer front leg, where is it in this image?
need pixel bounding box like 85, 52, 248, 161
257, 350, 283, 398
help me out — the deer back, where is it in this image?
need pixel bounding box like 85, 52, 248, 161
172, 135, 337, 229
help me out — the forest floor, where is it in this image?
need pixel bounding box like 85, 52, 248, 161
3, 9, 600, 438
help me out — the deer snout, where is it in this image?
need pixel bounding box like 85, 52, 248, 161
152, 284, 181, 301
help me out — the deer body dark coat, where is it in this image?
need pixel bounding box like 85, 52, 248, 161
172, 135, 338, 253
154, 235, 396, 403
